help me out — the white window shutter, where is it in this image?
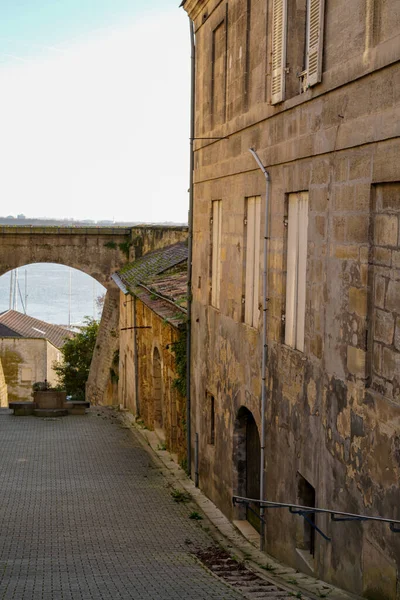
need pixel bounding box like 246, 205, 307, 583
295, 193, 309, 352
245, 198, 255, 326
285, 195, 298, 347
271, 0, 287, 104
306, 0, 324, 87
252, 197, 261, 328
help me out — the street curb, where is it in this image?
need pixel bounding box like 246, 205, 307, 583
119, 410, 362, 600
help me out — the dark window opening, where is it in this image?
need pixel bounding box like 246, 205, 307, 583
297, 473, 316, 556
207, 394, 215, 445
232, 407, 261, 532
285, 0, 307, 99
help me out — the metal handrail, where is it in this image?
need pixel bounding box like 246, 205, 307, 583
232, 496, 400, 535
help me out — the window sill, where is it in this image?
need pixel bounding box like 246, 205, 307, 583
241, 321, 260, 332
282, 343, 307, 359
208, 304, 221, 313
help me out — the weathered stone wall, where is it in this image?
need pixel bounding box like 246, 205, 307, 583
118, 292, 187, 464
84, 226, 187, 406
86, 284, 120, 406
185, 0, 400, 596
130, 226, 188, 261
0, 358, 8, 407
369, 183, 400, 402
0, 338, 58, 402
118, 292, 137, 414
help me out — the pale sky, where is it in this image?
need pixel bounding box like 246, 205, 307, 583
0, 1, 190, 224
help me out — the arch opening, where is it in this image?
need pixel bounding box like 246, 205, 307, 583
152, 346, 164, 433
0, 263, 106, 326
233, 406, 261, 532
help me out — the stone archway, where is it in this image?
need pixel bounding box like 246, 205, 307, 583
233, 406, 261, 532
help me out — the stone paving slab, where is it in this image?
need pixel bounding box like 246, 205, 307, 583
126, 413, 363, 600
0, 408, 243, 600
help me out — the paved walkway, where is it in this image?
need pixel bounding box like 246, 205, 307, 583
0, 409, 243, 600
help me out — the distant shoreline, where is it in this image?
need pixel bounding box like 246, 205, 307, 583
0, 217, 187, 227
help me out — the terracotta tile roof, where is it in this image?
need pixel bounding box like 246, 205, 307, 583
0, 310, 73, 348
113, 243, 188, 327
134, 286, 186, 328
147, 269, 188, 311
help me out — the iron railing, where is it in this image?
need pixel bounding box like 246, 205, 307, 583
233, 496, 400, 542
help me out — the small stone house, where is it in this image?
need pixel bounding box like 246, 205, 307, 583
0, 310, 73, 405
112, 243, 188, 465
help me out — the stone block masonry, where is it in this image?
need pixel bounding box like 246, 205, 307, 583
87, 227, 188, 408
183, 0, 400, 597
0, 225, 188, 287
86, 284, 120, 406
369, 183, 400, 404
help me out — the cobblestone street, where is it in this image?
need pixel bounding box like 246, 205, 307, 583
0, 409, 243, 600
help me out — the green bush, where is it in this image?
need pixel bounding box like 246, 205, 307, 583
53, 318, 99, 401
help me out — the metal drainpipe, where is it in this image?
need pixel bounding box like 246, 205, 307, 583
185, 16, 195, 478
249, 148, 270, 552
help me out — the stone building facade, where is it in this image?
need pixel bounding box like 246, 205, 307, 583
113, 243, 188, 465
183, 0, 400, 596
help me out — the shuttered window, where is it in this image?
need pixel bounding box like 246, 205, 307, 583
285, 192, 309, 351
211, 200, 222, 309
271, 0, 288, 104
245, 196, 261, 327
306, 0, 324, 87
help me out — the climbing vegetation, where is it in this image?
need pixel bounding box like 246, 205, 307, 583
53, 318, 99, 401
170, 325, 187, 398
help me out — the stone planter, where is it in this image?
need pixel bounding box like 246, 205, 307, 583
33, 391, 67, 410
9, 391, 90, 417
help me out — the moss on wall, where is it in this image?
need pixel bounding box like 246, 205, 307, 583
0, 348, 22, 387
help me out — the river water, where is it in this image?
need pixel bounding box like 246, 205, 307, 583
0, 264, 106, 326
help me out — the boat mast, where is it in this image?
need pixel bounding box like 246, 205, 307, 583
25, 269, 28, 314
9, 271, 13, 310
14, 270, 18, 311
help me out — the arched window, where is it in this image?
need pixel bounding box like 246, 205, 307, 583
233, 406, 261, 532
152, 347, 163, 430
